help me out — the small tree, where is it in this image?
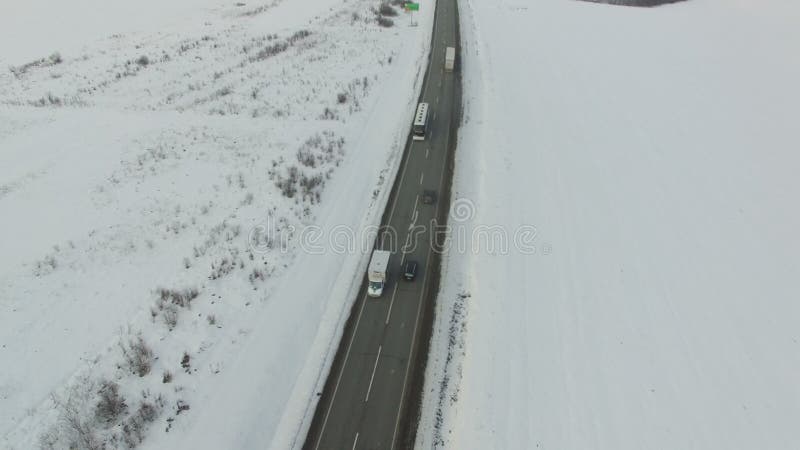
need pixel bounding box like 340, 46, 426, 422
121, 336, 154, 377
162, 304, 179, 330
95, 380, 127, 424
181, 352, 191, 373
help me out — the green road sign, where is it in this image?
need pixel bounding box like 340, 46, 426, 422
405, 2, 420, 11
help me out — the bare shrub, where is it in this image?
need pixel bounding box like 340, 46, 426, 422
275, 166, 300, 198
297, 148, 316, 168
121, 336, 153, 377
297, 132, 344, 166
162, 371, 173, 383
251, 41, 288, 62
320, 106, 338, 120
181, 352, 191, 373
248, 268, 266, 284
121, 396, 161, 448
27, 92, 84, 107
162, 304, 179, 331
281, 132, 345, 202
121, 418, 145, 447
377, 16, 394, 27
158, 287, 199, 308
176, 400, 190, 414
300, 173, 324, 200
209, 258, 237, 280
288, 29, 311, 44
137, 400, 158, 423
207, 314, 217, 325
38, 429, 59, 450
51, 389, 103, 450
239, 2, 276, 16
135, 55, 150, 66
95, 381, 127, 424
10, 52, 63, 77
337, 92, 348, 104
379, 3, 398, 16
34, 254, 58, 276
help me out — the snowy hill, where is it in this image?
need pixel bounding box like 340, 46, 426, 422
0, 1, 433, 448
419, 0, 800, 449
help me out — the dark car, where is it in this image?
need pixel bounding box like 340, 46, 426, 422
422, 190, 436, 205
403, 261, 418, 281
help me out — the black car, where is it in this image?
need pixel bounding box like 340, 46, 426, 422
422, 190, 436, 205
403, 261, 418, 281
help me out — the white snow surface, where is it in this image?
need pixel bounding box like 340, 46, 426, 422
0, 0, 433, 448
0, 0, 346, 66
418, 0, 800, 449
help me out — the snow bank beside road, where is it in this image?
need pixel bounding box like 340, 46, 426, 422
419, 0, 800, 449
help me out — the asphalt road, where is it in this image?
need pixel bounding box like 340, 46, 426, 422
303, 1, 460, 449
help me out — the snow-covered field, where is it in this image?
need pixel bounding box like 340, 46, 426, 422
0, 1, 433, 448
419, 0, 800, 449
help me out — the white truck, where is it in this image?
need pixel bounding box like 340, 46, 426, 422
445, 46, 455, 72
367, 249, 390, 297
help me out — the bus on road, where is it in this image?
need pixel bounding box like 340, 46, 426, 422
412, 102, 429, 140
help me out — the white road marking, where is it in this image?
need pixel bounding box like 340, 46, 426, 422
352, 433, 359, 450
426, 147, 430, 159
411, 194, 419, 219
386, 284, 399, 325
433, 112, 437, 122
315, 292, 370, 450
419, 172, 424, 185
365, 345, 382, 402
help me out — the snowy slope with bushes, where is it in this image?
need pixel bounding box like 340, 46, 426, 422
0, 0, 433, 448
